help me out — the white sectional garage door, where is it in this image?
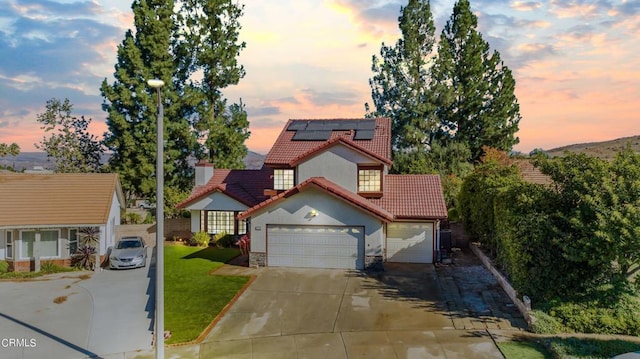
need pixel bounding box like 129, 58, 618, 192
267, 225, 364, 269
386, 222, 434, 263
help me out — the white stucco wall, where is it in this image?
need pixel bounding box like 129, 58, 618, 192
297, 144, 384, 192
102, 191, 122, 254
191, 210, 200, 233
249, 187, 384, 256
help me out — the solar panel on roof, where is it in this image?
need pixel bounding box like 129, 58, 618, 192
354, 129, 375, 140
292, 130, 332, 141
305, 121, 329, 130
331, 120, 356, 130
287, 120, 308, 131
355, 119, 376, 130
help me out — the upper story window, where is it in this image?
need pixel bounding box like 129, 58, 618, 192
273, 169, 295, 190
358, 165, 383, 195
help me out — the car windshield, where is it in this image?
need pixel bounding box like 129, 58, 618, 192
116, 240, 142, 249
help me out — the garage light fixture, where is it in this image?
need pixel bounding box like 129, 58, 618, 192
309, 209, 318, 217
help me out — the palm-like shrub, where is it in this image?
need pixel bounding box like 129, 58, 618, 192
71, 227, 100, 270
71, 245, 97, 270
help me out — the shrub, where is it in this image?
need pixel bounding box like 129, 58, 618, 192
40, 261, 58, 273
0, 260, 9, 273
530, 310, 567, 334
71, 245, 97, 270
143, 212, 155, 224
213, 232, 233, 248
123, 212, 143, 224
191, 232, 210, 247
548, 296, 640, 336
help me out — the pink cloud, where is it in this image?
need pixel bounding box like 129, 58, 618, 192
511, 1, 543, 12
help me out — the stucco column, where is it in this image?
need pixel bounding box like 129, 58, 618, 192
34, 231, 41, 272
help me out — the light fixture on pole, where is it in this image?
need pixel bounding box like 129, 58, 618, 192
147, 78, 165, 359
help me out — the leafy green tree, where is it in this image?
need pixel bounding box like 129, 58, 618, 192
176, 0, 249, 168
433, 0, 521, 161
534, 153, 623, 294
35, 98, 103, 173
101, 0, 196, 201
593, 147, 640, 280
0, 142, 20, 157
367, 0, 439, 159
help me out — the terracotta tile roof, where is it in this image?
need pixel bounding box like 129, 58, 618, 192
265, 118, 392, 166
288, 136, 392, 166
178, 167, 273, 208
238, 177, 395, 222
515, 160, 552, 186
0, 173, 124, 227
369, 175, 448, 220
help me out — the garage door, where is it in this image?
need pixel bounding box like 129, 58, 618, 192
386, 222, 433, 263
267, 225, 364, 269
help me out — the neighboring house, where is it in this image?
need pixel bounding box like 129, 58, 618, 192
0, 173, 125, 271
515, 160, 552, 186
178, 118, 448, 270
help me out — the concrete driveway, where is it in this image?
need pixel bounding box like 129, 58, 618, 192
190, 265, 510, 359
0, 250, 154, 359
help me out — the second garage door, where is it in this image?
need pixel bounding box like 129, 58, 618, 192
267, 225, 364, 269
386, 222, 434, 263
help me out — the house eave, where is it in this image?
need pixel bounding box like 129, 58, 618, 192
0, 223, 107, 230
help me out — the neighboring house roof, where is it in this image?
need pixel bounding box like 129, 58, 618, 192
0, 173, 125, 227
515, 160, 552, 186
178, 167, 273, 209
369, 175, 448, 220
238, 177, 395, 222
265, 118, 392, 166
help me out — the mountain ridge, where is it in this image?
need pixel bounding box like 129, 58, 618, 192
0, 151, 267, 172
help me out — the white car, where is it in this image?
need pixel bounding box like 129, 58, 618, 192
109, 237, 147, 269
138, 201, 156, 210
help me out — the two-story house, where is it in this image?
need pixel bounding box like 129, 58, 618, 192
178, 118, 447, 270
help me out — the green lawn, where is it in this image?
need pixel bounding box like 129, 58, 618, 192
164, 245, 250, 344
499, 341, 553, 359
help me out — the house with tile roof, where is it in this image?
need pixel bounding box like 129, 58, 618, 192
178, 118, 448, 269
0, 173, 125, 271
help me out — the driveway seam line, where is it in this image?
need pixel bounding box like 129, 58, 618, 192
331, 271, 350, 333
76, 278, 96, 350
339, 331, 348, 358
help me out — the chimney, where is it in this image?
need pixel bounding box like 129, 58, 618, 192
195, 160, 214, 186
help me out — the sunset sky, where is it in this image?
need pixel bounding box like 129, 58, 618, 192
1, 0, 639, 155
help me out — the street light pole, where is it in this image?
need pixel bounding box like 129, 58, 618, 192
147, 78, 165, 359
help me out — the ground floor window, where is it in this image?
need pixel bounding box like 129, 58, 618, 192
20, 230, 60, 259
69, 229, 78, 255
6, 231, 13, 259
200, 211, 247, 235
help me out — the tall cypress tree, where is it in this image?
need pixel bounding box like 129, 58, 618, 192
433, 0, 521, 161
101, 0, 195, 201
176, 0, 249, 168
367, 0, 439, 154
